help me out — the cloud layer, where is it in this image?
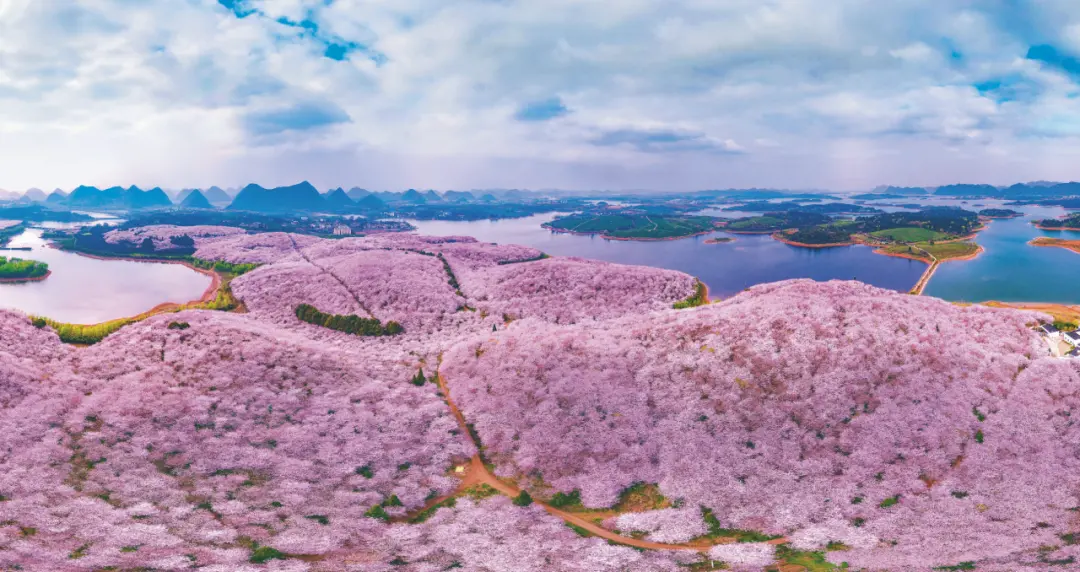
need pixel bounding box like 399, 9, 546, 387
4, 0, 1080, 191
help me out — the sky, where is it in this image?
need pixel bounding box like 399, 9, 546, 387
5, 1, 1080, 192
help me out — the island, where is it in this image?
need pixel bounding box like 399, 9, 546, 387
1030, 236, 1080, 255
0, 255, 49, 282
703, 236, 735, 244
543, 213, 720, 240
723, 212, 831, 233
723, 201, 882, 214
1035, 212, 1080, 231
978, 208, 1023, 219
766, 207, 982, 247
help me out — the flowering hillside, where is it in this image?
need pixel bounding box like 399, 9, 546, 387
105, 225, 246, 249
10, 225, 1078, 570
442, 279, 1080, 570
462, 256, 697, 323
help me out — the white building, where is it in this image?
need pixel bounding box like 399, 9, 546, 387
332, 225, 353, 236
1040, 323, 1062, 340
1065, 331, 1080, 348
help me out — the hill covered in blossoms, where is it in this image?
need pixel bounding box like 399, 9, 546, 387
2, 225, 1078, 571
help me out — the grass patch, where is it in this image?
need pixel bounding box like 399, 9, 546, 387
700, 507, 782, 543
871, 227, 951, 242
462, 484, 500, 500
882, 241, 979, 262
250, 545, 287, 564
408, 497, 457, 524
674, 280, 709, 309
769, 545, 847, 571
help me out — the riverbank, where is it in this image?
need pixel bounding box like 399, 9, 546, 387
1030, 236, 1080, 255
0, 270, 51, 284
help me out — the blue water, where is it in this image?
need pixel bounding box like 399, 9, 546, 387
925, 209, 1080, 303
408, 214, 926, 298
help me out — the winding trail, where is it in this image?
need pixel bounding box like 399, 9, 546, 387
286, 234, 376, 318
411, 369, 779, 552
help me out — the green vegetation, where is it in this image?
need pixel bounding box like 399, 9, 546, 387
700, 507, 782, 543
879, 495, 901, 508
546, 213, 718, 240
0, 256, 48, 280
31, 262, 246, 345
548, 489, 583, 509
933, 562, 976, 571
674, 280, 709, 309
294, 304, 404, 336
784, 224, 856, 245
726, 212, 835, 232
1038, 213, 1080, 229
881, 241, 980, 262
769, 545, 848, 572
188, 258, 259, 275
772, 207, 980, 246
0, 223, 25, 247
497, 253, 550, 265
979, 208, 1022, 218
870, 227, 951, 242
512, 490, 533, 506
364, 504, 390, 521
408, 497, 457, 524
249, 545, 288, 564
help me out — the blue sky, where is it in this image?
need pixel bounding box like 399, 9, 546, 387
4, 0, 1080, 191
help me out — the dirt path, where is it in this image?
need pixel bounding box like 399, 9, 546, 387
420, 370, 764, 552
908, 245, 939, 295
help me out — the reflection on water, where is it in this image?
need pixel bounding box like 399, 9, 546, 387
0, 229, 212, 323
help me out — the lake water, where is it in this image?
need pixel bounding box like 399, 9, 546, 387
408, 214, 927, 298
0, 229, 212, 323
925, 207, 1080, 303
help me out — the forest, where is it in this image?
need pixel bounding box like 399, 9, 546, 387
1038, 212, 1080, 229
295, 303, 404, 336
765, 207, 981, 245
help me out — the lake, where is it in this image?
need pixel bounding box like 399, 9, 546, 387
0, 229, 212, 324
925, 208, 1080, 303
408, 214, 927, 298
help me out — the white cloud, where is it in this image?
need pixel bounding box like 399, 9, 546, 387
3, 0, 1080, 191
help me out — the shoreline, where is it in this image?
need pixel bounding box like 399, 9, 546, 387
0, 270, 52, 284
542, 224, 719, 242
982, 301, 1080, 323
39, 243, 225, 327
1030, 237, 1080, 256
1034, 222, 1080, 231
867, 243, 984, 295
